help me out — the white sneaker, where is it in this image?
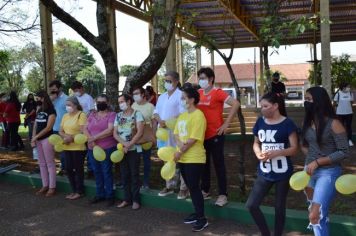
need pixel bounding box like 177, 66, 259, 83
349, 140, 354, 147
177, 189, 190, 200
201, 191, 211, 200
215, 195, 228, 207
158, 187, 174, 197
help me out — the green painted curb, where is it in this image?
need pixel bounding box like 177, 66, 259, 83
1, 170, 355, 235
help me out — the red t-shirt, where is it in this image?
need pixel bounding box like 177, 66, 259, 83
197, 88, 229, 139
4, 102, 20, 123
0, 102, 6, 123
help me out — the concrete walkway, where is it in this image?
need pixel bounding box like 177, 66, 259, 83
0, 181, 312, 236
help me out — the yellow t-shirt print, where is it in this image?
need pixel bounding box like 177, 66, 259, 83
174, 109, 207, 164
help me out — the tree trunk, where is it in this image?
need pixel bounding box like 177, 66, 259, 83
223, 57, 246, 194
263, 46, 271, 93
123, 0, 181, 93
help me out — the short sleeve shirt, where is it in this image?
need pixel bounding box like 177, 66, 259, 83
271, 82, 286, 94
53, 93, 68, 132
61, 112, 87, 151
35, 108, 56, 140
77, 93, 95, 114
197, 88, 229, 139
87, 111, 116, 150
174, 109, 207, 163
252, 117, 297, 181
114, 110, 144, 152
132, 102, 155, 125
334, 91, 353, 115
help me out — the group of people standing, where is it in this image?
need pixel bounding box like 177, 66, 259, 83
0, 66, 352, 234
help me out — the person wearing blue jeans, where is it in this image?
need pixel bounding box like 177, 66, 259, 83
302, 87, 349, 236
88, 147, 115, 206
141, 148, 151, 188
49, 80, 68, 174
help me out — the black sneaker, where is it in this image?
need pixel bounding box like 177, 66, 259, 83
106, 198, 115, 207
192, 218, 208, 232
184, 213, 197, 224
89, 196, 105, 204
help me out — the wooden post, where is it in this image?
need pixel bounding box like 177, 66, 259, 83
39, 2, 55, 91
195, 46, 201, 72
176, 36, 184, 84
210, 51, 215, 70
320, 0, 331, 95
259, 46, 264, 98
106, 3, 117, 58
148, 23, 158, 93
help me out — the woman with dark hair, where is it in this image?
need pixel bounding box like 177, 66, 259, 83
173, 87, 208, 232
302, 86, 349, 236
145, 86, 157, 106
31, 90, 57, 197
246, 92, 298, 236
22, 93, 37, 141
333, 82, 354, 146
0, 93, 8, 148
59, 96, 87, 200
113, 94, 144, 210
83, 94, 116, 206
132, 87, 155, 189
3, 91, 24, 151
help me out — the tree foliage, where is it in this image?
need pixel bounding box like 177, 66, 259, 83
308, 54, 356, 91
182, 42, 196, 82
25, 67, 44, 93
0, 0, 39, 44
77, 65, 105, 98
54, 38, 95, 93
120, 65, 139, 77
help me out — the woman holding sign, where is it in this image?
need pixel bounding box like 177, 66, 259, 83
83, 94, 116, 207
302, 87, 349, 236
246, 92, 298, 236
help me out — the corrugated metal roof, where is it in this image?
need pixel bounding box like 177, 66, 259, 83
115, 0, 356, 48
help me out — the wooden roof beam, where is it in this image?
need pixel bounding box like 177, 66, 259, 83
217, 0, 259, 40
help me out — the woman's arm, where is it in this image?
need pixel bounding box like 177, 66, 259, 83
264, 132, 299, 159
113, 125, 125, 144
173, 138, 197, 162
253, 136, 266, 160
32, 114, 56, 141
90, 123, 114, 142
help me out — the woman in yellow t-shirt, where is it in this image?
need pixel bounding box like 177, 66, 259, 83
173, 87, 208, 232
59, 96, 87, 200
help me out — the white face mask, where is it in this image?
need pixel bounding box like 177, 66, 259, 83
74, 92, 81, 97
133, 94, 142, 103
181, 100, 189, 110
199, 79, 209, 89
119, 102, 128, 111
66, 106, 74, 113
165, 82, 174, 91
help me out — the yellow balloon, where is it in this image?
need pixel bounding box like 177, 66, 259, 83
54, 144, 64, 152
74, 134, 88, 144
335, 174, 356, 195
161, 161, 176, 180
157, 146, 176, 162
117, 143, 124, 151
110, 150, 124, 163
289, 171, 310, 191
142, 142, 153, 150
93, 146, 106, 162
48, 134, 62, 145
156, 128, 169, 141
166, 118, 177, 130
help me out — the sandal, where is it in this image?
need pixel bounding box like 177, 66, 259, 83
117, 201, 130, 208
36, 187, 49, 195
69, 193, 83, 200
45, 188, 56, 197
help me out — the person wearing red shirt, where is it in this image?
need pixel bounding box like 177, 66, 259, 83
0, 93, 8, 148
3, 91, 24, 151
197, 67, 240, 207
145, 86, 157, 106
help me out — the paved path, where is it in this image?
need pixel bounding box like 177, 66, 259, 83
0, 181, 311, 236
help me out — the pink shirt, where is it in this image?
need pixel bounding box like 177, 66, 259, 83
87, 111, 116, 150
